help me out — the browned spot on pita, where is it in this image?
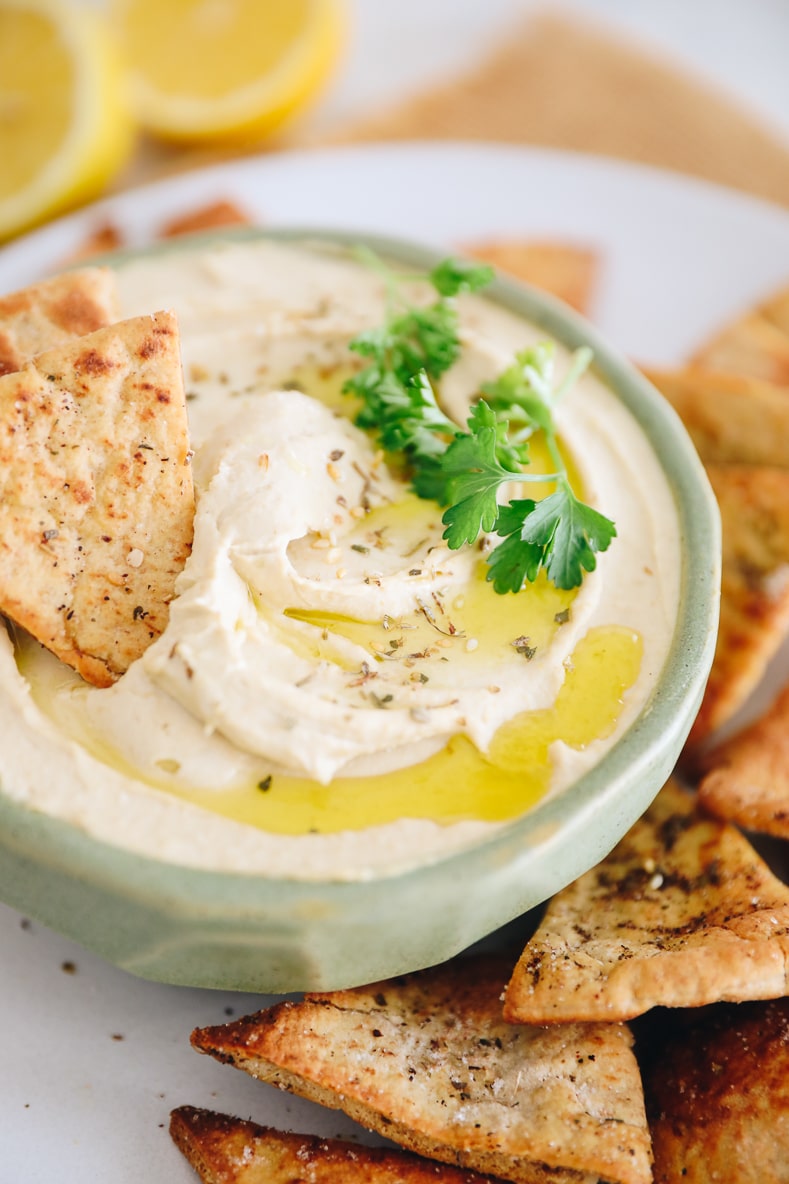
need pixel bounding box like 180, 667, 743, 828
0, 269, 117, 376
157, 199, 254, 239
169, 1106, 501, 1184
643, 365, 789, 467
191, 956, 651, 1184
692, 310, 789, 384
463, 239, 598, 314
503, 781, 789, 1025
699, 681, 789, 838
0, 311, 194, 686
688, 464, 789, 745
643, 999, 789, 1184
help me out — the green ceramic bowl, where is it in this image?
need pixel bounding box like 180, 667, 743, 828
0, 228, 720, 992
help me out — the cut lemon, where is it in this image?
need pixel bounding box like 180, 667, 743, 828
113, 0, 345, 144
0, 0, 135, 241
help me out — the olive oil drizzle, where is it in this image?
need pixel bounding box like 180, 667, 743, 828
175, 624, 643, 836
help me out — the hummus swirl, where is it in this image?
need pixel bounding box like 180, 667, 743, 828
0, 240, 682, 878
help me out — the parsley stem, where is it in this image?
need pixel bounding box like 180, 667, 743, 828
554, 346, 593, 403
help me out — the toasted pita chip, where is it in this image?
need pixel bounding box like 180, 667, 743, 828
688, 464, 789, 745
191, 956, 651, 1184
157, 199, 254, 239
699, 681, 789, 838
643, 365, 789, 467
503, 780, 789, 1025
643, 998, 789, 1184
170, 1106, 500, 1184
0, 311, 194, 686
692, 310, 789, 384
756, 281, 789, 338
62, 222, 125, 265
0, 268, 117, 376
463, 240, 597, 314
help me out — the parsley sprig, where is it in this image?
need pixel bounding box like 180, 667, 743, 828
342, 254, 616, 592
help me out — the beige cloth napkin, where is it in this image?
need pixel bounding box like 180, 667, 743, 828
306, 11, 789, 209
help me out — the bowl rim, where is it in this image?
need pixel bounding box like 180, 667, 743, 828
0, 225, 720, 938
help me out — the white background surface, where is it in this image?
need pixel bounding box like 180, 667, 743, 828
3, 3, 789, 1181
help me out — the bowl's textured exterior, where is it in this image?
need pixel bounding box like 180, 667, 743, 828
0, 228, 720, 992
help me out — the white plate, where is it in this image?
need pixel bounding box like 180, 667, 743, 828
2, 142, 789, 1182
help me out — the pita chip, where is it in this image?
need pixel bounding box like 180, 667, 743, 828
0, 311, 194, 686
169, 1106, 501, 1184
62, 222, 126, 265
688, 463, 789, 745
0, 268, 117, 376
503, 780, 789, 1025
462, 240, 597, 314
643, 999, 789, 1184
691, 310, 789, 384
157, 199, 254, 239
643, 365, 789, 467
191, 956, 652, 1184
699, 681, 789, 838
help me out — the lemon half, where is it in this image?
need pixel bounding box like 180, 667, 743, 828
0, 0, 135, 241
114, 0, 345, 144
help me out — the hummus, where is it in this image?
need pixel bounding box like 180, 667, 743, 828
0, 240, 681, 879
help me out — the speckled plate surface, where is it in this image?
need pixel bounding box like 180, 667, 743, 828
2, 142, 780, 1183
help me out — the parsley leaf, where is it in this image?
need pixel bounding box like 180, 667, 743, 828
342, 250, 616, 594
517, 480, 618, 590
481, 342, 556, 436
486, 500, 544, 593
429, 258, 495, 297
441, 402, 513, 547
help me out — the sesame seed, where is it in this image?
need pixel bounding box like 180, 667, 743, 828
127, 548, 144, 568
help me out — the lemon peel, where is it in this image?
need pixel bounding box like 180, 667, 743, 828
114, 0, 346, 144
0, 0, 135, 241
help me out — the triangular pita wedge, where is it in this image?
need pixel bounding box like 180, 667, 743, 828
642, 998, 789, 1184
691, 310, 789, 384
191, 956, 652, 1184
503, 780, 789, 1025
699, 681, 789, 838
643, 365, 789, 467
688, 464, 789, 745
0, 268, 117, 375
157, 199, 253, 239
63, 223, 125, 265
169, 1106, 500, 1184
0, 311, 194, 686
462, 240, 597, 314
